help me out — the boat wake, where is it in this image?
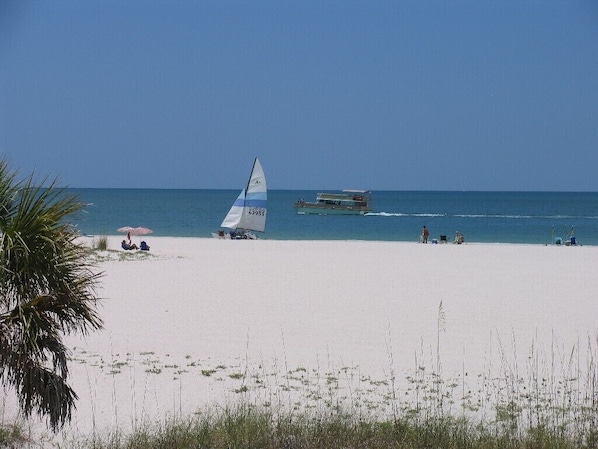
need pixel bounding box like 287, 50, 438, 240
365, 212, 404, 217
366, 212, 598, 220
366, 212, 446, 217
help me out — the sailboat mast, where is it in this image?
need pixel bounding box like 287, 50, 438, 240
235, 157, 258, 231
244, 157, 258, 198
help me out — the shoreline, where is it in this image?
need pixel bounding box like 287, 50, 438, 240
88, 234, 589, 246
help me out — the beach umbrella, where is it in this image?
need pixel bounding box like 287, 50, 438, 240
117, 226, 153, 236
117, 227, 153, 245
131, 226, 153, 236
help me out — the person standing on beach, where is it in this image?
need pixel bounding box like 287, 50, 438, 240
421, 225, 430, 243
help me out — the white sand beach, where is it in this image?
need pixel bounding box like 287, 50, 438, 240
6, 237, 598, 444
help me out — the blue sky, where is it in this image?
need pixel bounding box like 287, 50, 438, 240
1, 1, 597, 191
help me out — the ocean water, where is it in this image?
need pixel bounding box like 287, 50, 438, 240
70, 189, 598, 245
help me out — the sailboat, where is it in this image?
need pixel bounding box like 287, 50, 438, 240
212, 157, 267, 239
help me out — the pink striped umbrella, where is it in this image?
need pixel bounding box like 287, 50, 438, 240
117, 226, 153, 236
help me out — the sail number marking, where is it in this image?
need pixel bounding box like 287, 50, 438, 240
248, 207, 265, 216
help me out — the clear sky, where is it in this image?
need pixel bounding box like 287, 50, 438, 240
1, 1, 597, 191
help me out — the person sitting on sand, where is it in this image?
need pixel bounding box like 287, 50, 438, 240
454, 231, 464, 244
121, 240, 139, 250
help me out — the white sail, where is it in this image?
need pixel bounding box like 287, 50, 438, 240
220, 158, 267, 232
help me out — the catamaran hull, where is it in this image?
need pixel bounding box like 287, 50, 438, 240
212, 231, 258, 239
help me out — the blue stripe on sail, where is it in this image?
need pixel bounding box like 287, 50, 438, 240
231, 198, 267, 208
246, 192, 267, 200
231, 190, 266, 208
245, 199, 267, 208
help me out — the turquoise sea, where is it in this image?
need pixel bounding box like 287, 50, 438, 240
70, 189, 598, 245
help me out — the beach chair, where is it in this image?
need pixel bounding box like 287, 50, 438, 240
439, 235, 448, 243
140, 241, 150, 251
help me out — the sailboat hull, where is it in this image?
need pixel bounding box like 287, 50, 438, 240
211, 230, 258, 240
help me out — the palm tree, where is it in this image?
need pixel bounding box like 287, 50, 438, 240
0, 159, 103, 431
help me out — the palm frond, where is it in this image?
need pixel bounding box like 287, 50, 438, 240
0, 158, 103, 431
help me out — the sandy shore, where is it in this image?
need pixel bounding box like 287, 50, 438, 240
6, 236, 598, 443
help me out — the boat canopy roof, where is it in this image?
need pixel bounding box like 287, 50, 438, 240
316, 190, 371, 200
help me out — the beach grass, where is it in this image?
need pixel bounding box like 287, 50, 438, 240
0, 423, 27, 447
49, 397, 597, 449
5, 335, 595, 449
92, 234, 109, 251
